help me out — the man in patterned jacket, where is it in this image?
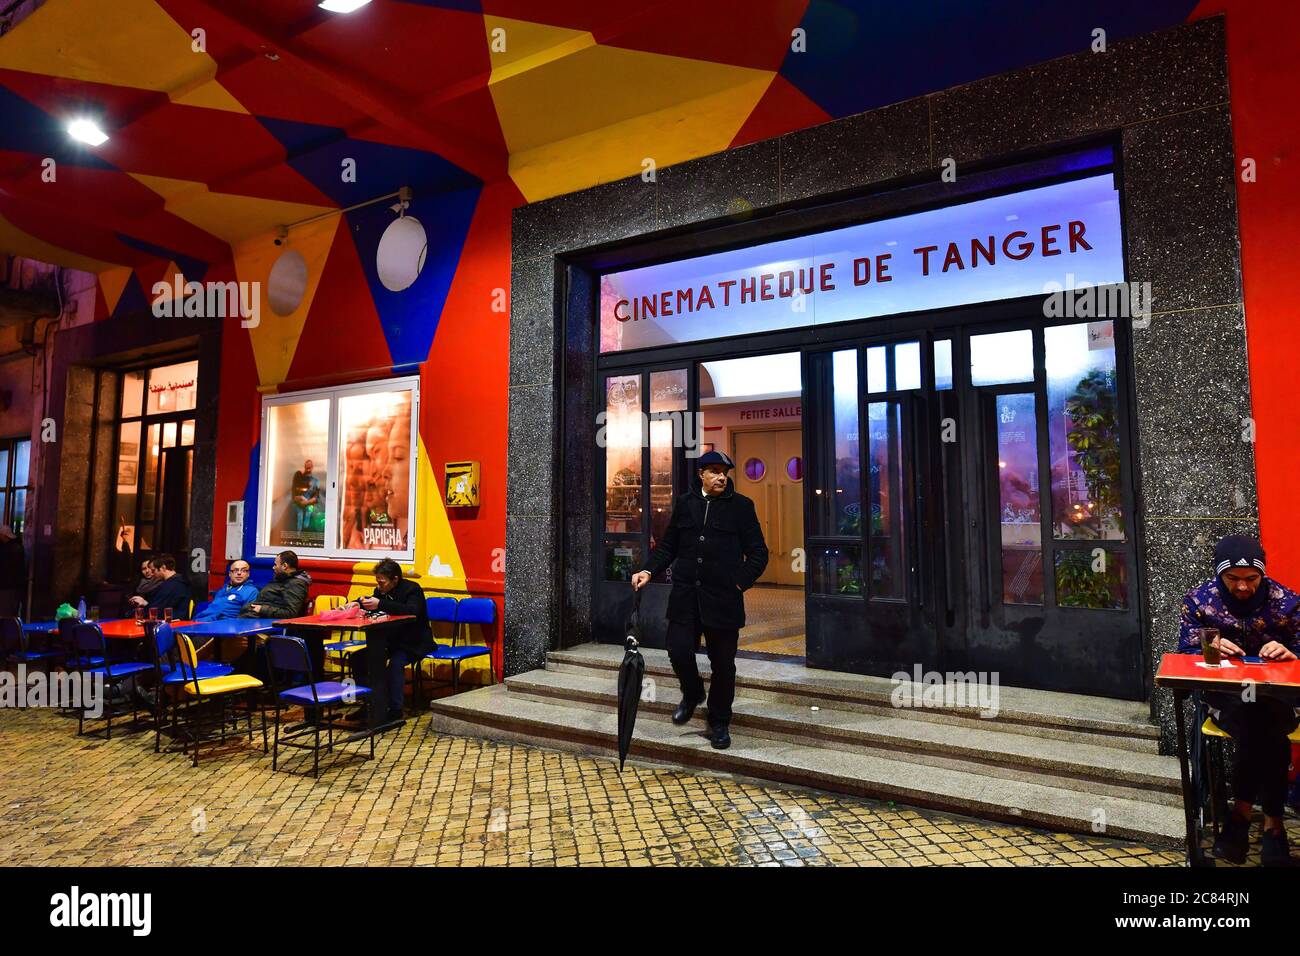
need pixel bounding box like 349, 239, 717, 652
1178, 534, 1299, 866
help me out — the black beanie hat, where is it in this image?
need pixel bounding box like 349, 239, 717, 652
1213, 534, 1266, 578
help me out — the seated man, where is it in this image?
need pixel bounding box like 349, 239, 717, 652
127, 553, 191, 617
239, 551, 312, 619
195, 559, 259, 621
1178, 534, 1300, 866
347, 559, 430, 725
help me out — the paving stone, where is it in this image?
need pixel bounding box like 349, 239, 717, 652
0, 706, 1194, 867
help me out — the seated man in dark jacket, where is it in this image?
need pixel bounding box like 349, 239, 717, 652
1178, 534, 1300, 866
127, 553, 191, 617
240, 551, 312, 619
347, 559, 430, 725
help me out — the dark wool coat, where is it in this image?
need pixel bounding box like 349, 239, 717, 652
642, 477, 769, 629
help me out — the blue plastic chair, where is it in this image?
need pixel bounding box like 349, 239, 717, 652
72, 622, 152, 739
413, 597, 459, 706
1, 617, 58, 673
57, 616, 104, 669
435, 598, 496, 693
265, 634, 373, 777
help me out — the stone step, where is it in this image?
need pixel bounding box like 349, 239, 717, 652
506, 668, 1182, 805
428, 684, 1185, 846
547, 645, 1161, 754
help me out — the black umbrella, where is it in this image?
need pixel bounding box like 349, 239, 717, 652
616, 589, 646, 771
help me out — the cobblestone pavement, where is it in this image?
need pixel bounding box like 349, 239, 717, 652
0, 707, 1185, 867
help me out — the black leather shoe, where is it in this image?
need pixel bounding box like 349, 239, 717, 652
1261, 828, 1294, 867
1212, 814, 1250, 865
709, 725, 731, 749
672, 691, 705, 725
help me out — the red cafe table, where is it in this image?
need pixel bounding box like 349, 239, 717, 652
275, 612, 415, 738
1154, 652, 1300, 866
99, 618, 196, 639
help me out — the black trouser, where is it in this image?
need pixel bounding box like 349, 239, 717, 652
1208, 693, 1299, 818
665, 616, 739, 728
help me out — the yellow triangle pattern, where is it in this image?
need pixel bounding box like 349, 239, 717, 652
129, 172, 335, 246
0, 0, 245, 114
487, 26, 773, 201
232, 215, 337, 388
97, 265, 134, 314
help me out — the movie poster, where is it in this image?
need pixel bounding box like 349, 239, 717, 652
338, 389, 413, 552
266, 399, 329, 549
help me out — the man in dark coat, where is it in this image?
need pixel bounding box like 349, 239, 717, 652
240, 551, 312, 619
632, 450, 768, 749
1177, 534, 1299, 866
348, 558, 431, 725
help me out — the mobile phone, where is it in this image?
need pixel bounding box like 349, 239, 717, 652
1241, 656, 1264, 664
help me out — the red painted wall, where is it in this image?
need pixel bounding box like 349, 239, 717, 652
1192, 1, 1300, 579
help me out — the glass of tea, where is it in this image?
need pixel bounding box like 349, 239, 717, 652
134, 606, 145, 623
163, 607, 173, 622
88, 606, 99, 622
1194, 627, 1221, 665
148, 607, 159, 621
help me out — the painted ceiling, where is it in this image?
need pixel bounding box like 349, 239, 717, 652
0, 0, 1202, 283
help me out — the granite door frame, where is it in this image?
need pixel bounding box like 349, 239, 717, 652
508, 17, 1249, 749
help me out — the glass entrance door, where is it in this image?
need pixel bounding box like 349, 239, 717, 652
804, 318, 1142, 700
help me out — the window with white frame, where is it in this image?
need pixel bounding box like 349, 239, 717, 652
258, 377, 418, 561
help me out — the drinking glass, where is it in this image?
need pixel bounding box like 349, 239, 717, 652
148, 607, 159, 621
134, 606, 145, 623
88, 606, 99, 622
163, 607, 174, 622
1194, 627, 1221, 666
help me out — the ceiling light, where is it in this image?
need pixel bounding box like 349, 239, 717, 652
67, 119, 108, 146
318, 0, 372, 12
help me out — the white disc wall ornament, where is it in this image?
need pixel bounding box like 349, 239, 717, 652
376, 215, 427, 292
267, 249, 308, 316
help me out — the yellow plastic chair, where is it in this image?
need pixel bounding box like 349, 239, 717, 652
175, 632, 267, 768
315, 594, 363, 677
1199, 715, 1300, 837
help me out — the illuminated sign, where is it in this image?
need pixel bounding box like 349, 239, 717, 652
599, 173, 1125, 353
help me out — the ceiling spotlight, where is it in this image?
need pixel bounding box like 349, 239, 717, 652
67, 118, 108, 146
318, 0, 372, 12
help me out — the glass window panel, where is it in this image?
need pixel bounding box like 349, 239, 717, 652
971, 330, 1034, 386
10, 490, 24, 534
0, 491, 7, 529
604, 539, 643, 582
264, 399, 330, 550
140, 424, 160, 524
649, 417, 674, 553
743, 457, 766, 481
604, 374, 643, 534
338, 389, 414, 552
12, 440, 29, 487
786, 457, 802, 481
180, 419, 195, 447
996, 393, 1043, 605
865, 346, 887, 394
115, 422, 141, 553
122, 371, 145, 418
831, 350, 861, 536
894, 341, 921, 391
162, 422, 178, 449
0, 447, 8, 486
1045, 321, 1126, 541
934, 339, 953, 391
809, 545, 862, 595
867, 401, 904, 598
649, 369, 687, 413
146, 360, 199, 414
1055, 549, 1128, 610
